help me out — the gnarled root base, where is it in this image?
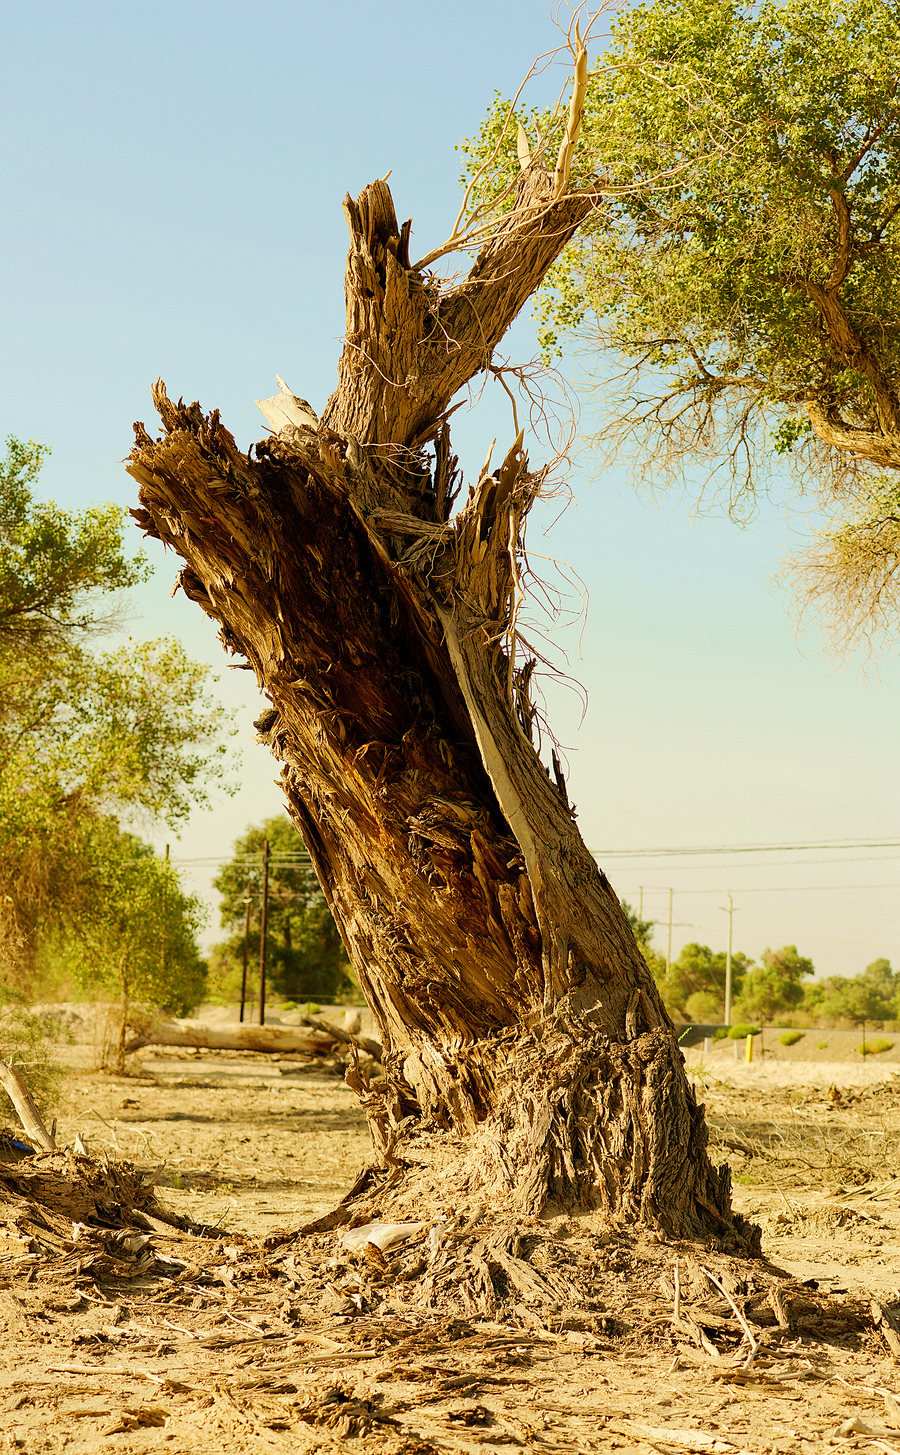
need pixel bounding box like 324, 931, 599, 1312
295, 1210, 866, 1343
343, 1010, 761, 1257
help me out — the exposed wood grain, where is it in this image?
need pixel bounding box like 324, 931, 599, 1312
0, 1061, 56, 1151
126, 155, 750, 1243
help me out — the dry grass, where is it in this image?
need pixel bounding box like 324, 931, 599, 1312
707, 1081, 900, 1196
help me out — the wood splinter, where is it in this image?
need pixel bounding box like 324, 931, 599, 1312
0, 1061, 56, 1153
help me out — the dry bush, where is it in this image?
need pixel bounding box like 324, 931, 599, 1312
0, 1006, 69, 1123
708, 1086, 900, 1195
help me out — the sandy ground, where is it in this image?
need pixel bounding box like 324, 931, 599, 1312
0, 1014, 898, 1454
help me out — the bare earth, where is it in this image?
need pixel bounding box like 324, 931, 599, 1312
1, 1021, 898, 1454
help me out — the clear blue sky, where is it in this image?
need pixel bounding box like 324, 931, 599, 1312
2, 1, 897, 978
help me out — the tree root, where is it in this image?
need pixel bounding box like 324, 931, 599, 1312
347, 1012, 760, 1254
284, 1210, 875, 1362
0, 1146, 887, 1375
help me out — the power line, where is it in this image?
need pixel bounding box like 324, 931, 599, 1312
616, 881, 900, 895
593, 836, 900, 858
167, 854, 899, 895
171, 840, 900, 869
607, 853, 900, 872
170, 853, 312, 867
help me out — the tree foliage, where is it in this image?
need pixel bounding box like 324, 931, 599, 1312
63, 826, 206, 1071
0, 436, 233, 984
734, 943, 814, 1023
0, 436, 146, 655
804, 955, 899, 1025
788, 470, 900, 650
462, 0, 900, 646
212, 817, 354, 1005
653, 940, 753, 1021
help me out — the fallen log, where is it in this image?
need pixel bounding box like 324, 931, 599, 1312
123, 1016, 383, 1061
296, 1013, 383, 1060
123, 1019, 339, 1057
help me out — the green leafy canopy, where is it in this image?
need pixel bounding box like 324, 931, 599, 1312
211, 817, 354, 1005
0, 437, 235, 985
66, 826, 207, 1015
0, 437, 148, 651
462, 0, 900, 646
467, 0, 900, 480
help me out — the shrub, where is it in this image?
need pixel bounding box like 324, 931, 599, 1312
818, 1041, 828, 1049
860, 1038, 894, 1056
0, 1006, 68, 1122
712, 1027, 728, 1041
727, 1023, 760, 1039
684, 990, 725, 1023
780, 1031, 805, 1047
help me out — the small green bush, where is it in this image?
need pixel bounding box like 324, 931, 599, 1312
818, 1041, 828, 1049
0, 1006, 68, 1122
712, 1027, 728, 1041
780, 1031, 805, 1047
860, 1038, 894, 1056
727, 1023, 760, 1039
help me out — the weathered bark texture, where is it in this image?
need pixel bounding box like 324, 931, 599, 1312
128, 168, 755, 1249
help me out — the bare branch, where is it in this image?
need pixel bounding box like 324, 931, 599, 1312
783, 474, 900, 658
552, 18, 589, 199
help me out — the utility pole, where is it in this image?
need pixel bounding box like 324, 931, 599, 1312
239, 878, 252, 1023
162, 844, 170, 984
258, 839, 270, 1027
666, 888, 673, 976
720, 893, 737, 1026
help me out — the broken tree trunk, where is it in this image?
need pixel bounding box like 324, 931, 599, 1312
128, 159, 756, 1250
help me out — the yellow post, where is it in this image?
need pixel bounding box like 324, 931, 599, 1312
745, 1033, 753, 1064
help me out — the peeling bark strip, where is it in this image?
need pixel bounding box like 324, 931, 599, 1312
128, 167, 749, 1243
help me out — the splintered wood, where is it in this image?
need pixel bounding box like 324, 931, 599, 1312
124, 115, 740, 1235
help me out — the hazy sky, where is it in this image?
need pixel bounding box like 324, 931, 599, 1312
2, 1, 897, 977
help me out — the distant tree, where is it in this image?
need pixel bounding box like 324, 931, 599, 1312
0, 436, 233, 985
806, 958, 899, 1027
860, 956, 899, 1010
65, 826, 206, 1072
212, 817, 354, 1005
658, 941, 753, 1021
735, 945, 814, 1024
